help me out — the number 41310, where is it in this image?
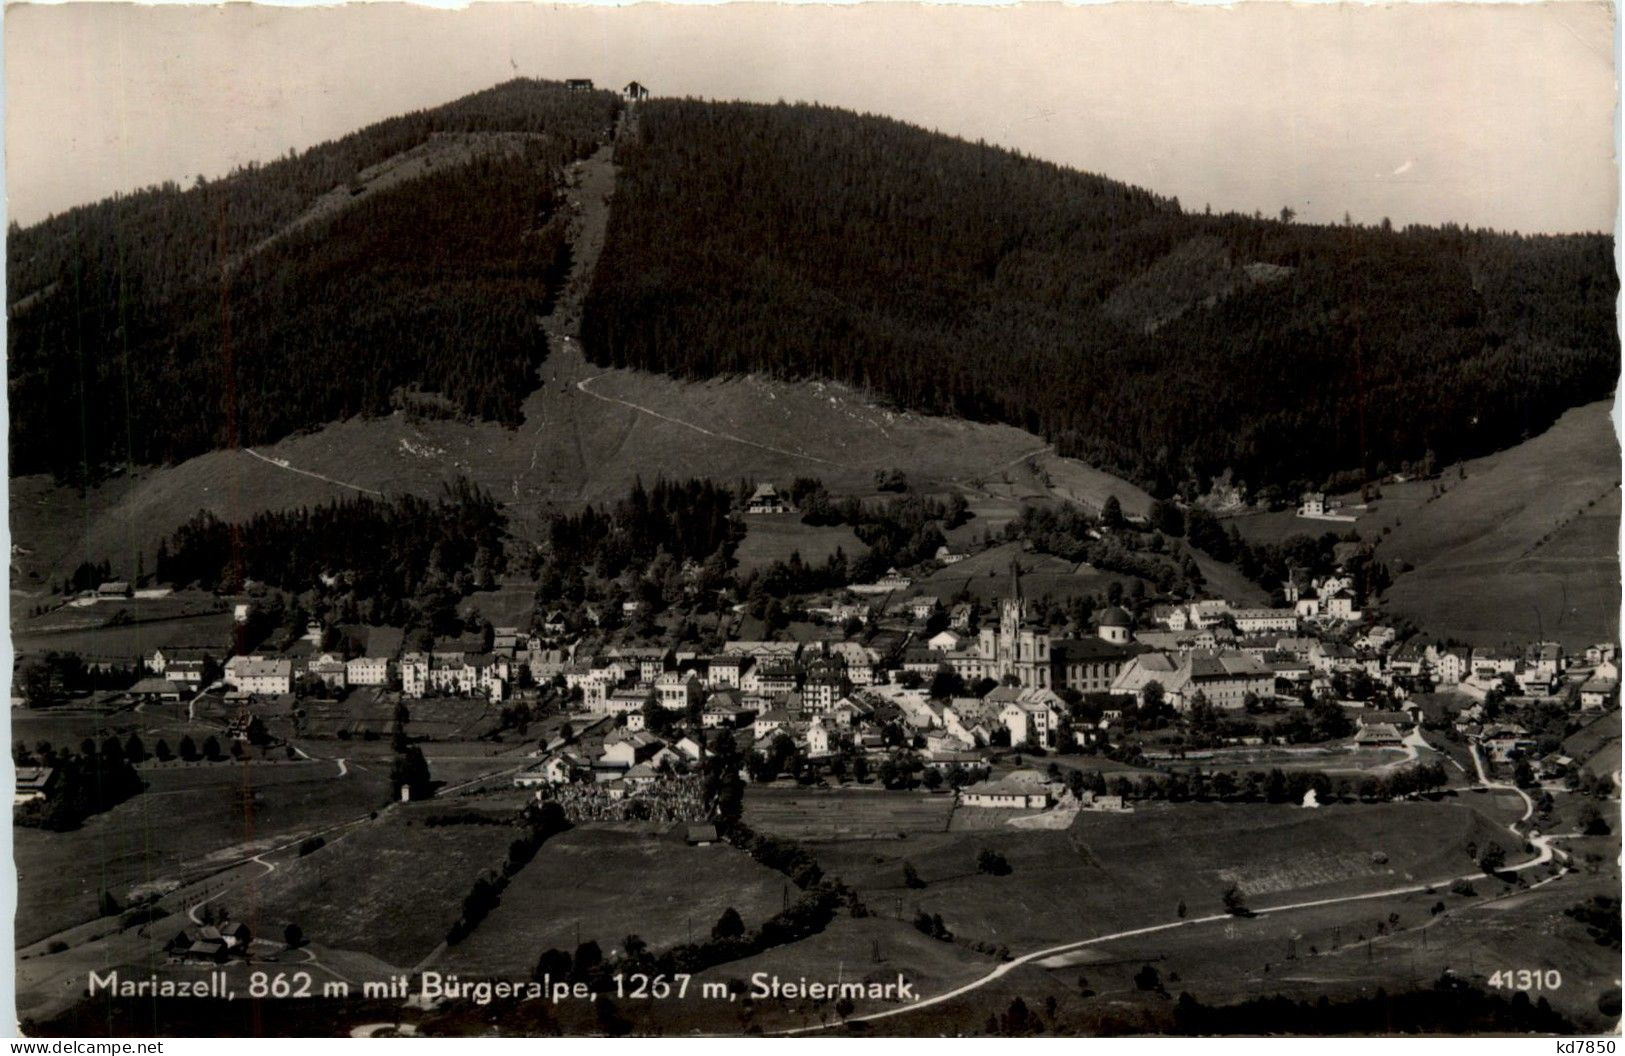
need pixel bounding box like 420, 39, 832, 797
1488, 969, 1561, 991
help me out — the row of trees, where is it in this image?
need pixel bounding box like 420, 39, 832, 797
1069, 760, 1450, 804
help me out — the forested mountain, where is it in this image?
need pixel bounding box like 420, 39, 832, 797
8, 80, 621, 482
583, 100, 1618, 499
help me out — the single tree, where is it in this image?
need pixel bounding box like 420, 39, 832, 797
712, 906, 745, 941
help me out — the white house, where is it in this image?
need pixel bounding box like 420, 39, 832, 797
655, 672, 702, 711
997, 688, 1066, 749
226, 657, 291, 696
346, 656, 391, 687
806, 716, 834, 758
1233, 608, 1300, 636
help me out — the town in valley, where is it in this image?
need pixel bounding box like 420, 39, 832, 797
7, 65, 1621, 1039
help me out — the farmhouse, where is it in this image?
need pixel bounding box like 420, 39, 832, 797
1580, 676, 1618, 711
167, 922, 252, 963
745, 483, 791, 515
1481, 724, 1535, 763
960, 769, 1055, 809
128, 677, 185, 703
150, 647, 210, 676
15, 765, 59, 805
1354, 723, 1406, 747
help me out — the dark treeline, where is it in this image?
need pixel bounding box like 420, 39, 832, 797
9, 80, 621, 482
155, 480, 507, 623
537, 477, 738, 585
583, 99, 1618, 498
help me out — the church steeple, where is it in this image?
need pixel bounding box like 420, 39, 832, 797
1003, 555, 1025, 631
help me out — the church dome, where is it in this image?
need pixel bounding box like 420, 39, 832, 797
1097, 605, 1132, 628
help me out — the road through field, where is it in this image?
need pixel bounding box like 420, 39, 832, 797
781, 771, 1570, 1034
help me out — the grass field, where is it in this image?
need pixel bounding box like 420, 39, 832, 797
456, 578, 539, 629
735, 514, 868, 574
808, 799, 1513, 952
1228, 401, 1619, 649
13, 611, 237, 664
15, 760, 391, 946
1153, 740, 1428, 775
11, 702, 224, 757
1562, 711, 1622, 780
12, 591, 224, 635
249, 803, 522, 969
281, 691, 499, 742
8, 341, 1055, 589
440, 827, 790, 976
745, 786, 956, 839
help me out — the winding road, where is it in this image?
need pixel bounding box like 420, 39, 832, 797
783, 742, 1575, 1035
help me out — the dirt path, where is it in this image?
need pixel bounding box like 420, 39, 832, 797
574, 367, 849, 469
242, 448, 384, 497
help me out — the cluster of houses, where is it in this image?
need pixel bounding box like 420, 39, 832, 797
165, 921, 253, 963
129, 622, 543, 704
96, 539, 1617, 816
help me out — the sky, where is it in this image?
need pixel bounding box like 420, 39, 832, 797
4, 1, 1618, 233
